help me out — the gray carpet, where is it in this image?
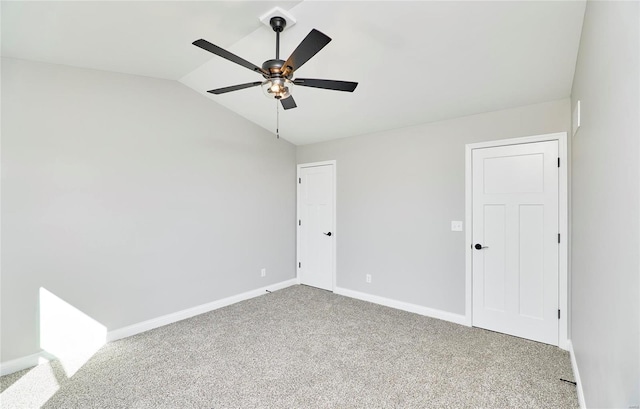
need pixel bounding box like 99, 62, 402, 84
1, 285, 578, 408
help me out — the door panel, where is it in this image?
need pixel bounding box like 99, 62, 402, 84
483, 154, 545, 194
298, 164, 335, 291
519, 205, 544, 319
472, 141, 558, 345
483, 204, 506, 312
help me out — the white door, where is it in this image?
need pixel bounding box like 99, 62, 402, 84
298, 163, 335, 291
472, 141, 559, 345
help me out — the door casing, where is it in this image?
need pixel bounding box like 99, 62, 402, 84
465, 132, 569, 350
296, 160, 337, 291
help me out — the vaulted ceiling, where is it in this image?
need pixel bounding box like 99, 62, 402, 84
1, 1, 586, 145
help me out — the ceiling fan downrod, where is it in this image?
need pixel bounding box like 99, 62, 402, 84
270, 16, 286, 60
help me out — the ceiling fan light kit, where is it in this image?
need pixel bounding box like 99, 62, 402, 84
261, 77, 293, 100
192, 13, 358, 111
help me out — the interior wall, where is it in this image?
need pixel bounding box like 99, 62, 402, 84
1, 58, 297, 363
297, 98, 570, 315
569, 1, 640, 407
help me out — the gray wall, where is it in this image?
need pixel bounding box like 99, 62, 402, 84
570, 1, 640, 407
297, 99, 570, 315
1, 58, 296, 362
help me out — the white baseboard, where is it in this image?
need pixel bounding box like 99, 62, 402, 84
559, 337, 569, 351
0, 351, 55, 377
567, 340, 586, 409
334, 287, 468, 326
107, 278, 298, 342
0, 279, 298, 376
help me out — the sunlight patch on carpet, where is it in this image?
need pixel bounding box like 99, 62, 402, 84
0, 361, 61, 408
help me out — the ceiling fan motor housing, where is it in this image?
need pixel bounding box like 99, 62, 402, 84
262, 59, 289, 78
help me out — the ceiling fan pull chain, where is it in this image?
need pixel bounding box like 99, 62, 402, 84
276, 100, 280, 139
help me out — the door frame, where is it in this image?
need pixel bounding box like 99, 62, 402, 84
464, 132, 568, 349
296, 160, 337, 291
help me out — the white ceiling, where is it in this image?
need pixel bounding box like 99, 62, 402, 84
2, 1, 586, 145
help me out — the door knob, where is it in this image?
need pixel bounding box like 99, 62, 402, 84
474, 243, 488, 250
323, 232, 332, 236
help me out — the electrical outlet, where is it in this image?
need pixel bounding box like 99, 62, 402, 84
261, 268, 266, 277
451, 221, 463, 231
366, 274, 372, 283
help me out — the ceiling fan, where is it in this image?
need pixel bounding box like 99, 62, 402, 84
193, 16, 358, 110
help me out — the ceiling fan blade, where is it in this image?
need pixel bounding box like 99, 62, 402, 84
281, 96, 297, 110
293, 78, 358, 92
207, 82, 262, 95
193, 39, 268, 76
282, 29, 331, 76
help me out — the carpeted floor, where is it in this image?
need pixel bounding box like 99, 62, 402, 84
1, 285, 578, 408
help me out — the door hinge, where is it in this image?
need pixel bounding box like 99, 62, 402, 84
298, 219, 301, 226
558, 233, 561, 243
298, 262, 301, 268
298, 177, 301, 184
558, 309, 561, 319
558, 157, 560, 168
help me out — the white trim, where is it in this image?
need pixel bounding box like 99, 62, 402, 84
465, 132, 569, 349
334, 287, 467, 326
107, 278, 298, 342
558, 132, 569, 350
1, 352, 47, 376
296, 160, 337, 292
296, 160, 337, 168
464, 145, 473, 327
567, 340, 586, 408
0, 351, 55, 377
